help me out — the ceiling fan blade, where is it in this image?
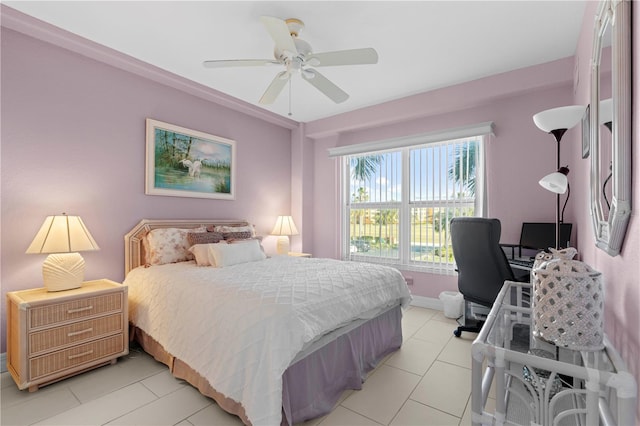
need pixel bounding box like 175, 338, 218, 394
260, 16, 298, 57
302, 69, 349, 104
203, 59, 280, 68
259, 71, 290, 104
306, 48, 378, 67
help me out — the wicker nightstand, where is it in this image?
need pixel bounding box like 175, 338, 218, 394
6, 279, 128, 392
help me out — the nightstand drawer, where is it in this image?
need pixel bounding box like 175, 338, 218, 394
29, 292, 123, 329
29, 334, 124, 381
29, 313, 124, 356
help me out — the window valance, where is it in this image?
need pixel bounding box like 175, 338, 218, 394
327, 121, 494, 158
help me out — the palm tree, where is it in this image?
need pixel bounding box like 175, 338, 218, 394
350, 155, 382, 242
351, 155, 382, 182
448, 142, 476, 196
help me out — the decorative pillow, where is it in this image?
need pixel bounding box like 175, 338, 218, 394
187, 231, 223, 246
189, 242, 226, 266
209, 224, 256, 237
222, 231, 253, 240
208, 239, 267, 267
146, 227, 206, 265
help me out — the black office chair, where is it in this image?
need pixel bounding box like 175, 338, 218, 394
450, 217, 523, 337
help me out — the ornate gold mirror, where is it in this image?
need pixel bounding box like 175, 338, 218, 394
590, 0, 631, 256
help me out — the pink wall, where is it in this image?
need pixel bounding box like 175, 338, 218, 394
0, 27, 293, 353
307, 60, 577, 298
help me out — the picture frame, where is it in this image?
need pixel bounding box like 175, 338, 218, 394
582, 104, 590, 159
145, 119, 236, 200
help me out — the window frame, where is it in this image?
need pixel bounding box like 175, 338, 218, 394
339, 130, 488, 274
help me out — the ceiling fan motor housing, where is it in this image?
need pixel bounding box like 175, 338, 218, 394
285, 18, 304, 37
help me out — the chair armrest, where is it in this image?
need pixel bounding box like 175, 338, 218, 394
499, 243, 521, 259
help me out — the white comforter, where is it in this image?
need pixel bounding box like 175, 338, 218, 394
125, 256, 411, 425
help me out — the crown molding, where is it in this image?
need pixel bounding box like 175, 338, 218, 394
1, 4, 299, 130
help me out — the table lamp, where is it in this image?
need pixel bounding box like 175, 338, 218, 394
271, 215, 299, 255
533, 105, 585, 249
26, 214, 100, 291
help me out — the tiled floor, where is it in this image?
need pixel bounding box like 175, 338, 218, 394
1, 306, 492, 425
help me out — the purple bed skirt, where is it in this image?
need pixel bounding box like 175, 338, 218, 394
281, 305, 403, 425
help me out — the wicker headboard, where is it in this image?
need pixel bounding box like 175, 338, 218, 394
124, 219, 251, 275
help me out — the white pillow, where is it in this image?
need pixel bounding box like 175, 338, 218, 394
208, 239, 267, 267
189, 242, 227, 266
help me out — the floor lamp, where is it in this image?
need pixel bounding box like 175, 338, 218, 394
533, 105, 585, 249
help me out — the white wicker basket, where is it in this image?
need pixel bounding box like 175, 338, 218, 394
531, 258, 604, 351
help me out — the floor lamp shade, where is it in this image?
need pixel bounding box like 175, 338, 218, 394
271, 216, 299, 255
533, 105, 585, 136
539, 167, 569, 194
26, 214, 100, 291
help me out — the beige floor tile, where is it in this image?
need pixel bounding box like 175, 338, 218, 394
318, 406, 383, 426
460, 395, 495, 425
438, 335, 474, 369
412, 319, 456, 348
174, 421, 193, 426
1, 375, 69, 408
67, 350, 166, 403
1, 387, 80, 426
384, 338, 441, 375
2, 371, 17, 389
33, 383, 158, 425
391, 400, 460, 426
341, 365, 421, 425
107, 386, 211, 425
141, 370, 187, 397
402, 321, 422, 340
430, 311, 461, 325
403, 307, 438, 326
187, 404, 244, 425
410, 361, 471, 417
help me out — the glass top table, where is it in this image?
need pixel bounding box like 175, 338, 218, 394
470, 281, 636, 426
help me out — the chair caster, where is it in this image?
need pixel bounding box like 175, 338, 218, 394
453, 329, 462, 337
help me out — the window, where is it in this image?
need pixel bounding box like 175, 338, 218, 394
340, 132, 486, 274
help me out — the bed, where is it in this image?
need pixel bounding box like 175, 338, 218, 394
123, 219, 412, 425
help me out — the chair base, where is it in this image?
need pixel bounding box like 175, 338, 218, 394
454, 322, 484, 337
453, 300, 489, 337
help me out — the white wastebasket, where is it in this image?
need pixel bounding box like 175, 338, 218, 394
439, 291, 463, 318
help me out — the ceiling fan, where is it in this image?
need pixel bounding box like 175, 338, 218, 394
203, 16, 378, 105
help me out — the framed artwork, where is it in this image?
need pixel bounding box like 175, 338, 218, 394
582, 104, 590, 159
145, 119, 235, 200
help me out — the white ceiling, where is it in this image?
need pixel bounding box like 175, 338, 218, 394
5, 1, 587, 123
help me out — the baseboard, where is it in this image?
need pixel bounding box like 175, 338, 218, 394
409, 295, 443, 311
1, 352, 6, 373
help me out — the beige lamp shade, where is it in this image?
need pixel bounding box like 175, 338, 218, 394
26, 214, 99, 291
271, 216, 299, 255
271, 215, 299, 236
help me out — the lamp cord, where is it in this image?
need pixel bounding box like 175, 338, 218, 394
560, 182, 570, 223
603, 164, 612, 210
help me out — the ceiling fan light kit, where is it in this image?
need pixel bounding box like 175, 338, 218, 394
203, 16, 378, 106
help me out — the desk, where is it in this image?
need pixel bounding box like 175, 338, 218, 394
471, 281, 636, 426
